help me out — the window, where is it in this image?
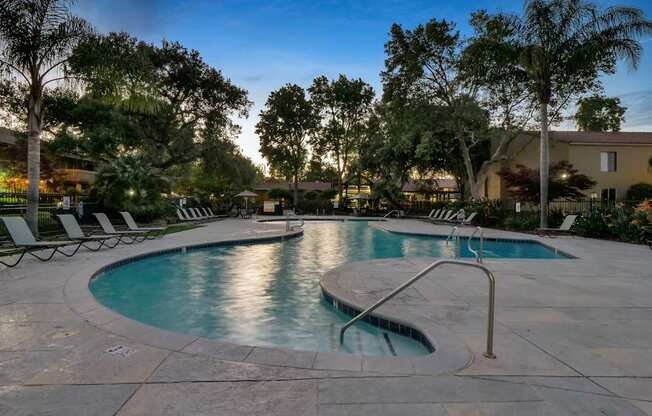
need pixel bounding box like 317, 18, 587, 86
601, 188, 616, 202
600, 152, 617, 172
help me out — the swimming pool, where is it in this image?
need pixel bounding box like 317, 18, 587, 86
90, 221, 567, 357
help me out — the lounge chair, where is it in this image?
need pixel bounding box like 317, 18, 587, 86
93, 213, 148, 243
119, 212, 166, 238
450, 212, 477, 226
537, 215, 578, 236
206, 207, 227, 218
177, 209, 201, 222
425, 208, 441, 220
199, 207, 217, 219
431, 210, 453, 223
0, 217, 84, 267
58, 214, 121, 250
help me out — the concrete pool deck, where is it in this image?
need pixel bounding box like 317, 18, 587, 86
0, 217, 651, 415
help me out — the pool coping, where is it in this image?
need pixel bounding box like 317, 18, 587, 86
64, 222, 474, 376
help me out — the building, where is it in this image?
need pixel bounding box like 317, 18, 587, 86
0, 127, 98, 192
485, 131, 652, 202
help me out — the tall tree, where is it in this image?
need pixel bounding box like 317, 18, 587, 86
256, 84, 317, 206
308, 74, 374, 198
382, 18, 532, 200
0, 0, 91, 233
66, 33, 251, 170
506, 0, 652, 227
575, 95, 626, 132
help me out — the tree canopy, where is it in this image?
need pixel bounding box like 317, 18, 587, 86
308, 74, 374, 197
256, 84, 317, 206
575, 95, 626, 132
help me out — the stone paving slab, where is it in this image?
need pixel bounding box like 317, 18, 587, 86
0, 384, 137, 416
0, 218, 651, 414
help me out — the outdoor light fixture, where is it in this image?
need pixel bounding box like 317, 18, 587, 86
560, 173, 569, 180
127, 189, 136, 197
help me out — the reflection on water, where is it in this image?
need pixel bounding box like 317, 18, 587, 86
90, 221, 565, 356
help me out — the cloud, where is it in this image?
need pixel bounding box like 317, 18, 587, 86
618, 90, 652, 131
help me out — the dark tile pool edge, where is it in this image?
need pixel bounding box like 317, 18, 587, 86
321, 287, 435, 354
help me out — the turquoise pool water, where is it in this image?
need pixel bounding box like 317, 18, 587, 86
90, 221, 567, 356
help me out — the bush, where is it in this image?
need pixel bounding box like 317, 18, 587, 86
625, 183, 652, 202
574, 208, 615, 239
123, 201, 175, 223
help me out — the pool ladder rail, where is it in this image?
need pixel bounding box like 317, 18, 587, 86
339, 227, 496, 359
285, 213, 304, 231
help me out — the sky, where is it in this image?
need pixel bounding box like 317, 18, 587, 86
74, 0, 652, 165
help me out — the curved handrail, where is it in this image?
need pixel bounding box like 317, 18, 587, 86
285, 213, 304, 231
339, 259, 497, 359
445, 226, 459, 245
467, 226, 484, 263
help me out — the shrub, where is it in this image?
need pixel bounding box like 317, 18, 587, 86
625, 183, 652, 202
574, 208, 614, 239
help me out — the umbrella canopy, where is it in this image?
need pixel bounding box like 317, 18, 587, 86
235, 190, 257, 198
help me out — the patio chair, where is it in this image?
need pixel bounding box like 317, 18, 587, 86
119, 212, 166, 239
424, 208, 441, 220
199, 207, 217, 219
58, 214, 121, 250
206, 207, 228, 218
430, 210, 453, 223
450, 212, 477, 226
0, 216, 84, 268
93, 213, 148, 243
177, 209, 201, 222
536, 215, 578, 236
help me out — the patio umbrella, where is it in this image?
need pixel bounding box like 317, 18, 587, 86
235, 190, 257, 210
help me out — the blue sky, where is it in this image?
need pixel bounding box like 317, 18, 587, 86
75, 0, 652, 165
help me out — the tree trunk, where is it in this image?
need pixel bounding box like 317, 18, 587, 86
539, 102, 550, 228
26, 91, 43, 235
293, 175, 299, 208
457, 131, 481, 200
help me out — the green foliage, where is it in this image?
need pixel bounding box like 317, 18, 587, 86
626, 183, 652, 202
497, 161, 596, 202
574, 208, 613, 239
574, 201, 652, 243
308, 74, 374, 194
62, 33, 251, 171
94, 155, 169, 210
575, 95, 626, 132
267, 188, 293, 201
257, 84, 317, 205
303, 155, 337, 182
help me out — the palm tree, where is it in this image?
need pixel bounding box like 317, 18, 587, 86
0, 0, 91, 233
515, 0, 652, 227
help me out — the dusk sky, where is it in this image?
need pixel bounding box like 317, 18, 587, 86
75, 0, 652, 165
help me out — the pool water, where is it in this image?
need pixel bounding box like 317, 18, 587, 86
90, 221, 567, 356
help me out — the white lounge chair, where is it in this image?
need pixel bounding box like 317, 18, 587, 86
58, 214, 121, 250
0, 216, 84, 267
431, 209, 453, 223
93, 213, 147, 243
537, 215, 578, 236
450, 212, 477, 226
119, 212, 166, 238
177, 209, 200, 222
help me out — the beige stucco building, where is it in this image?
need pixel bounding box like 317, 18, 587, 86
486, 131, 652, 201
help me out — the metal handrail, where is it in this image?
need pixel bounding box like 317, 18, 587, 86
467, 227, 484, 263
285, 213, 304, 231
339, 259, 497, 359
383, 210, 401, 218
445, 226, 459, 245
